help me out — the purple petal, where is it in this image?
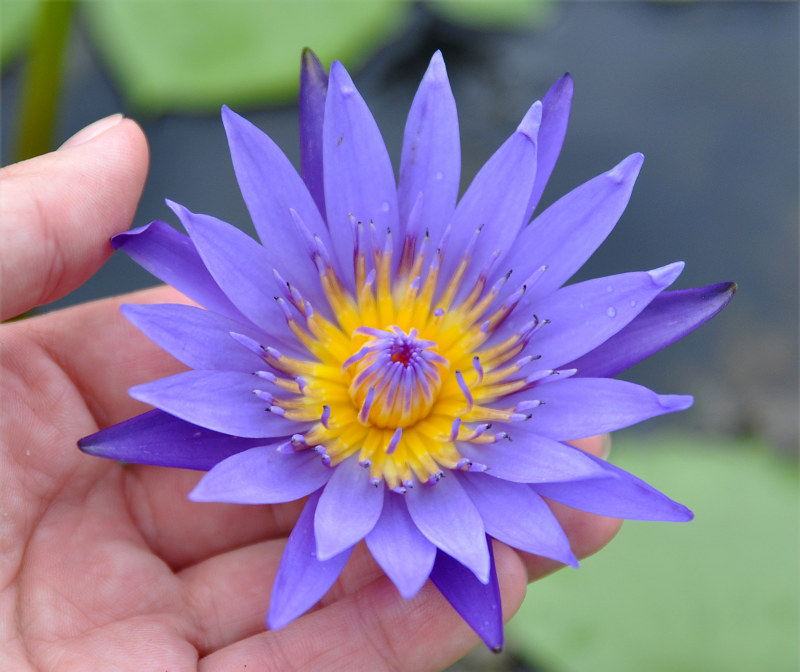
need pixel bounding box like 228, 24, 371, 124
221, 107, 332, 311
507, 262, 685, 370
168, 201, 297, 341
533, 450, 693, 522
365, 491, 437, 598
405, 473, 490, 583
493, 153, 644, 301
430, 539, 503, 652
458, 472, 577, 567
502, 378, 693, 441
189, 445, 331, 504
458, 433, 606, 483
314, 457, 384, 561
121, 303, 268, 372
129, 370, 307, 438
323, 61, 399, 289
111, 221, 244, 321
78, 409, 263, 470
438, 102, 541, 296
525, 73, 573, 220
299, 48, 328, 217
569, 282, 737, 377
268, 490, 352, 630
398, 50, 460, 246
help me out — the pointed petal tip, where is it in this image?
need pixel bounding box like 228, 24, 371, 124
516, 100, 543, 143
426, 50, 448, 81
658, 393, 694, 413
648, 261, 685, 288
328, 60, 354, 94
607, 152, 645, 183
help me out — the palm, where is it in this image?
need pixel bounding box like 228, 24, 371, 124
0, 118, 618, 672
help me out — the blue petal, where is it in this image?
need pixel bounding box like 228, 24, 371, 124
458, 433, 606, 483
430, 539, 504, 652
501, 378, 693, 441
112, 221, 244, 321
189, 445, 332, 504
398, 50, 460, 249
78, 409, 263, 470
533, 450, 694, 522
314, 456, 384, 561
501, 262, 684, 370
365, 491, 437, 599
121, 303, 268, 372
129, 370, 308, 438
405, 473, 490, 583
268, 490, 352, 630
299, 48, 329, 216
458, 472, 577, 567
323, 61, 399, 290
568, 282, 737, 377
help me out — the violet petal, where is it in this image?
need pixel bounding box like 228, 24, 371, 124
299, 48, 328, 217
267, 490, 352, 630
111, 221, 243, 321
458, 472, 577, 567
398, 50, 460, 247
501, 378, 693, 441
314, 456, 384, 561
430, 539, 503, 652
189, 445, 332, 504
78, 409, 262, 470
365, 491, 437, 598
405, 473, 490, 583
533, 449, 693, 521
568, 282, 738, 377
129, 370, 307, 438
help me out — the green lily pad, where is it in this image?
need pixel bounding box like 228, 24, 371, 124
82, 0, 409, 113
507, 435, 799, 672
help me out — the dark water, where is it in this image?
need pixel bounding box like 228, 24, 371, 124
2, 2, 797, 448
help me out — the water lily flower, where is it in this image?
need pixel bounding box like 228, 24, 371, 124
79, 50, 735, 650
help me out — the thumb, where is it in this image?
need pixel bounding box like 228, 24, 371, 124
0, 115, 149, 320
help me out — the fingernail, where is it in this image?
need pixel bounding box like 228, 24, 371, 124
59, 113, 124, 150
598, 434, 612, 460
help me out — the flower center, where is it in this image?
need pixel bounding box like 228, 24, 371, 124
344, 326, 448, 429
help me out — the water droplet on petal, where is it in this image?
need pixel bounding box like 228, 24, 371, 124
630, 299, 637, 308
606, 306, 617, 318
381, 201, 390, 212
435, 171, 444, 181
606, 284, 614, 293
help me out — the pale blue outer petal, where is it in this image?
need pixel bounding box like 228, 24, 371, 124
524, 73, 573, 221
492, 153, 644, 301
437, 102, 541, 296
111, 221, 244, 321
129, 370, 307, 438
501, 378, 693, 442
268, 490, 352, 630
314, 456, 384, 561
365, 492, 437, 599
189, 445, 332, 504
121, 303, 268, 372
222, 107, 333, 312
430, 540, 503, 652
568, 282, 737, 377
405, 474, 490, 583
458, 472, 578, 567
533, 450, 694, 522
78, 409, 264, 470
299, 49, 328, 216
168, 201, 297, 342
505, 262, 685, 370
323, 61, 399, 290
398, 50, 460, 247
458, 433, 607, 484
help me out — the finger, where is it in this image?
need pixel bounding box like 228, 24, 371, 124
0, 115, 148, 319
196, 540, 527, 671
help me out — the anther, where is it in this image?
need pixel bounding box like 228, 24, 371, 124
472, 356, 484, 384
358, 387, 376, 425
320, 404, 331, 428
455, 370, 474, 413
386, 427, 402, 455
449, 417, 462, 442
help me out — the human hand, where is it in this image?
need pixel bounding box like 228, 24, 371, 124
0, 116, 620, 671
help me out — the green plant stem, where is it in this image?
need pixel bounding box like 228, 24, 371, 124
14, 0, 75, 162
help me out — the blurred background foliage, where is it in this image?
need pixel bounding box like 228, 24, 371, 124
2, 1, 797, 670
